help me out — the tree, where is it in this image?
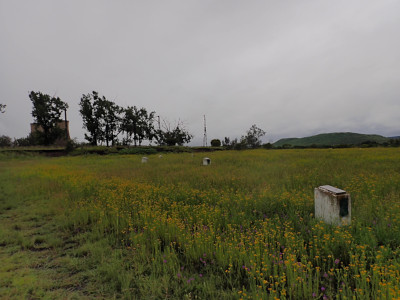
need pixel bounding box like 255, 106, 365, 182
140, 109, 156, 145
241, 124, 266, 149
0, 104, 6, 113
0, 135, 12, 147
79, 92, 102, 146
156, 119, 193, 146
121, 106, 155, 146
79, 91, 122, 146
222, 125, 266, 150
99, 97, 122, 147
222, 137, 231, 147
210, 139, 221, 147
29, 91, 69, 145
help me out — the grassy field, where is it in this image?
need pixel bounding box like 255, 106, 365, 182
1, 148, 400, 299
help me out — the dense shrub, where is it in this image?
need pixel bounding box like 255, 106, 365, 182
0, 135, 12, 147
119, 147, 157, 155
13, 134, 37, 147
71, 146, 119, 155
210, 139, 221, 147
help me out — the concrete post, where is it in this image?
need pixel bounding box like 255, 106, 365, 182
315, 185, 351, 226
202, 157, 211, 165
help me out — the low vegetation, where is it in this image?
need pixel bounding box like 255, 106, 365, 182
1, 148, 400, 299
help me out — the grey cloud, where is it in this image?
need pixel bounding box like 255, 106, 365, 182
1, 0, 399, 144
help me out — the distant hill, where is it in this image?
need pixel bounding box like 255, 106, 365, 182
273, 132, 390, 147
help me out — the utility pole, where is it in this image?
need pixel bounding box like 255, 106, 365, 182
156, 115, 161, 146
203, 115, 207, 147
64, 108, 69, 140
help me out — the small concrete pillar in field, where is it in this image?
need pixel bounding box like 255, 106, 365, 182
315, 185, 351, 226
141, 157, 148, 163
202, 157, 211, 165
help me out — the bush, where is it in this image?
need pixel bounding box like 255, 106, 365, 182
0, 135, 12, 147
262, 143, 273, 149
71, 146, 119, 155
71, 145, 195, 156
210, 139, 221, 147
119, 147, 157, 155
65, 139, 78, 153
155, 146, 193, 153
13, 134, 37, 147
233, 141, 247, 150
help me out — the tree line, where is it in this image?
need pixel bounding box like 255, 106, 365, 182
80, 91, 192, 147
3, 94, 399, 149
1, 92, 269, 149
220, 124, 267, 150
0, 91, 192, 147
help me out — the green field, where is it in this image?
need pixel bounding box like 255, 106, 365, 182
1, 149, 400, 299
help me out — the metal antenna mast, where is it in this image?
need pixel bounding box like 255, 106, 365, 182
203, 115, 207, 147
64, 108, 69, 140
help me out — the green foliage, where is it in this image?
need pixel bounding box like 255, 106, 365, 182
210, 139, 221, 147
71, 145, 192, 156
79, 91, 122, 147
156, 121, 193, 146
65, 139, 78, 153
222, 137, 230, 147
119, 147, 157, 155
191, 146, 224, 152
241, 124, 266, 149
79, 92, 102, 146
262, 142, 273, 149
222, 125, 266, 150
31, 126, 66, 146
0, 135, 12, 147
121, 106, 155, 146
222, 137, 242, 150
29, 91, 69, 145
71, 146, 119, 155
155, 146, 193, 153
100, 97, 122, 147
234, 139, 247, 150
389, 138, 400, 146
13, 134, 37, 147
80, 92, 159, 148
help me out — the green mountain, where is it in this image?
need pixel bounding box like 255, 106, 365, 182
273, 132, 390, 147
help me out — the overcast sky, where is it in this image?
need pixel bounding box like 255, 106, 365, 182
1, 0, 399, 145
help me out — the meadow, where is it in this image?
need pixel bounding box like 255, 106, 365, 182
1, 148, 400, 299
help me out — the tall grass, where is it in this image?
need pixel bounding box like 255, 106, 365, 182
5, 148, 400, 299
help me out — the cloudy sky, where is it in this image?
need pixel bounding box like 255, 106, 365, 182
1, 0, 399, 145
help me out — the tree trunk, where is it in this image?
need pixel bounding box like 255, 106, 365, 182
106, 124, 109, 147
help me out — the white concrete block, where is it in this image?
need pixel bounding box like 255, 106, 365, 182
315, 185, 351, 226
202, 157, 211, 165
